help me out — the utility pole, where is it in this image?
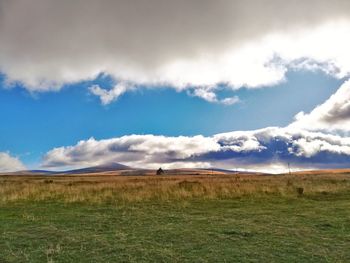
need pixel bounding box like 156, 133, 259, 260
288, 162, 291, 175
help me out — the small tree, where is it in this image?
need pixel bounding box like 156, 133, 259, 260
156, 167, 164, 175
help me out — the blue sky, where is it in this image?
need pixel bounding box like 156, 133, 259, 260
0, 70, 343, 169
1, 1, 350, 172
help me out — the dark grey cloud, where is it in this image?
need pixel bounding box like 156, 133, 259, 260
1, 0, 350, 99
321, 102, 350, 123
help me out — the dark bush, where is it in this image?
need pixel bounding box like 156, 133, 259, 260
156, 168, 164, 175
296, 187, 304, 196
44, 179, 53, 184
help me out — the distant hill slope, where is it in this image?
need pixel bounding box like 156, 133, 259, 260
5, 164, 350, 177
3, 170, 60, 176
0, 162, 132, 176
65, 162, 131, 174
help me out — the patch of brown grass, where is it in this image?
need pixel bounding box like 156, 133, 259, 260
0, 173, 350, 204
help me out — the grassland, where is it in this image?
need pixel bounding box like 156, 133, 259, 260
1, 173, 350, 262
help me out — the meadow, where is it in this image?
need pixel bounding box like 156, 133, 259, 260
1, 173, 350, 262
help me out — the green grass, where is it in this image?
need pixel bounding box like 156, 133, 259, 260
1, 193, 350, 262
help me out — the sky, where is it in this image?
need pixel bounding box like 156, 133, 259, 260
1, 0, 350, 173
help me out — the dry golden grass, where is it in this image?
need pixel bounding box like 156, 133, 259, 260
1, 173, 350, 204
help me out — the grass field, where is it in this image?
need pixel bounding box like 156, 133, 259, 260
1, 173, 350, 262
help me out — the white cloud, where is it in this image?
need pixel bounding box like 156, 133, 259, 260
0, 152, 26, 172
220, 97, 240, 106
89, 83, 131, 105
42, 135, 220, 170
1, 1, 350, 103
215, 127, 350, 158
214, 130, 265, 152
290, 80, 350, 132
190, 88, 240, 105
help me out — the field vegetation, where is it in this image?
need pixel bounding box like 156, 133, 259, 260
1, 173, 350, 262
1, 173, 350, 203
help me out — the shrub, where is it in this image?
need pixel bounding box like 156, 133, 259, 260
296, 187, 304, 196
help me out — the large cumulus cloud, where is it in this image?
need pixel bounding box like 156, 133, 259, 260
42, 135, 220, 170
1, 0, 350, 103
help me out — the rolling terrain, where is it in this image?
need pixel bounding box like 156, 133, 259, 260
1, 170, 350, 262
1, 162, 256, 176
3, 161, 350, 177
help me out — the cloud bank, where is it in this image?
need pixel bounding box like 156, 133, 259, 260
42, 127, 350, 173
1, 0, 350, 103
0, 152, 26, 172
